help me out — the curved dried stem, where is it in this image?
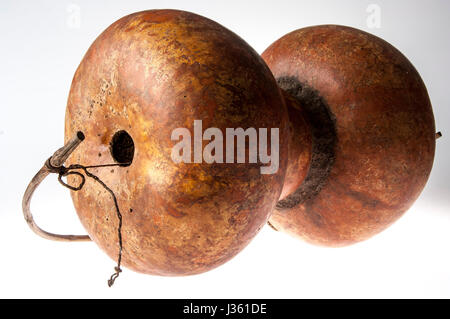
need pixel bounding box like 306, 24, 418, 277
22, 132, 91, 242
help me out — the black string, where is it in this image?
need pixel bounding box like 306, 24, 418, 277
46, 159, 128, 287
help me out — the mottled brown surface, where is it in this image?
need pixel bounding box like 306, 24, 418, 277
262, 25, 435, 246
278, 89, 311, 200
65, 10, 288, 275
276, 77, 336, 209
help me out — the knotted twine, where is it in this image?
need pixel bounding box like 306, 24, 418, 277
46, 159, 129, 287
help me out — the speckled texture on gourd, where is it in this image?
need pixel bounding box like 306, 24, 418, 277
262, 25, 435, 246
64, 10, 289, 275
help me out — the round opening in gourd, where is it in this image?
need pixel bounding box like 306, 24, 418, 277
110, 130, 134, 166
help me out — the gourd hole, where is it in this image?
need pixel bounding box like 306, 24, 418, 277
110, 130, 134, 166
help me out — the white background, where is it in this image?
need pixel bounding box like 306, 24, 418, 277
1, 0, 449, 298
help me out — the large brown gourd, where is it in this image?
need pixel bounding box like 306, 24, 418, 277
262, 25, 436, 246
64, 10, 289, 275
23, 15, 438, 281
